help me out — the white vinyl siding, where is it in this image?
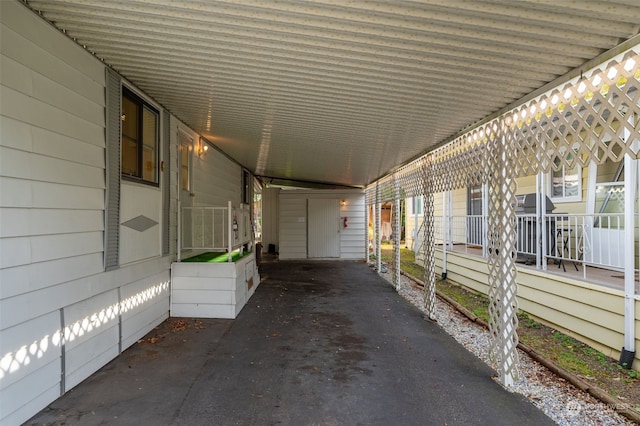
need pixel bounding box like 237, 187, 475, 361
0, 3, 171, 424
192, 145, 242, 207
119, 183, 162, 264
261, 188, 280, 253
278, 190, 365, 260
279, 196, 308, 259
338, 193, 366, 259
62, 290, 120, 391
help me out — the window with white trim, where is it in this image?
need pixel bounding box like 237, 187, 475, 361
178, 132, 193, 192
550, 153, 581, 202
121, 87, 159, 185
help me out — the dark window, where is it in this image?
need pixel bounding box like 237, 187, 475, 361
242, 169, 251, 204
121, 87, 159, 185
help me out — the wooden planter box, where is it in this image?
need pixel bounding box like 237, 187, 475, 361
170, 253, 260, 319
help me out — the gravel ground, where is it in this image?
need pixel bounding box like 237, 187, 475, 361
375, 265, 634, 426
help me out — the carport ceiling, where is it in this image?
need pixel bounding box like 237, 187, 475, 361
26, 0, 640, 188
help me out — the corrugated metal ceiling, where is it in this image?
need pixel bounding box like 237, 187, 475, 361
26, 0, 640, 188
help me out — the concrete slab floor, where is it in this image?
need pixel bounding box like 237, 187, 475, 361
27, 260, 554, 425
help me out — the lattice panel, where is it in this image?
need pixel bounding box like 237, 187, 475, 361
422, 158, 437, 319
393, 175, 401, 288
363, 42, 640, 392
486, 127, 520, 386
395, 157, 427, 199
366, 47, 640, 199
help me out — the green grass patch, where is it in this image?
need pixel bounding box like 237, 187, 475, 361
182, 250, 249, 263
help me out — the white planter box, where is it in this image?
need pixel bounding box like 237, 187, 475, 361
170, 253, 260, 319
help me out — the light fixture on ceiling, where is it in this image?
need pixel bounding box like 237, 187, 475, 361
198, 137, 209, 158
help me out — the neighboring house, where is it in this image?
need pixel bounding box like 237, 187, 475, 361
0, 3, 257, 424
405, 157, 630, 271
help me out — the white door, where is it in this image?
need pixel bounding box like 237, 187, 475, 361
308, 199, 340, 258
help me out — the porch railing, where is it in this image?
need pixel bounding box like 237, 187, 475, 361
178, 201, 252, 262
423, 212, 627, 274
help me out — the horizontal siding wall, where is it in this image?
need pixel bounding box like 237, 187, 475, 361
339, 193, 366, 259
279, 190, 365, 260
192, 144, 242, 208
0, 3, 172, 424
1, 7, 107, 423
261, 188, 280, 253
431, 250, 639, 370
279, 195, 308, 259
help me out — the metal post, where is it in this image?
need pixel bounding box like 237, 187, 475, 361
376, 184, 382, 272
621, 150, 636, 368
414, 197, 419, 253
365, 203, 370, 263
228, 200, 233, 262
481, 185, 488, 257
442, 191, 447, 279
448, 190, 454, 251
535, 172, 542, 269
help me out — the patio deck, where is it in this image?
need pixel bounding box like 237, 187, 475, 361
440, 244, 636, 292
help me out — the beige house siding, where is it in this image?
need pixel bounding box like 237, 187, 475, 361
430, 250, 639, 369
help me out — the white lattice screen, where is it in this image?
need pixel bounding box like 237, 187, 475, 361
366, 47, 640, 385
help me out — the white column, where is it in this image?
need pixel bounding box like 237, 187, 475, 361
622, 151, 636, 364
376, 185, 382, 272
365, 203, 370, 263
414, 197, 419, 253
442, 192, 447, 278
393, 179, 401, 289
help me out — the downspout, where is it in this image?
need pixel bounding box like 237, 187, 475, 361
620, 146, 637, 369
537, 172, 548, 271
413, 197, 419, 253
447, 190, 453, 251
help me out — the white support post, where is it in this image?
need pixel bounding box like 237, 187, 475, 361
442, 191, 447, 278
376, 200, 382, 272
621, 151, 637, 367
393, 180, 401, 289
535, 172, 541, 269
481, 185, 488, 257
538, 171, 548, 271
449, 191, 454, 251
228, 200, 233, 262
365, 204, 370, 263
487, 133, 519, 387
414, 197, 419, 253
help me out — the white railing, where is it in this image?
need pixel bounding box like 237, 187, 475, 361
546, 213, 625, 270
178, 201, 252, 262
425, 213, 627, 275
430, 215, 485, 255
